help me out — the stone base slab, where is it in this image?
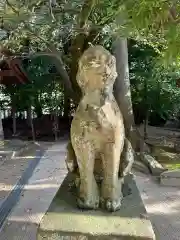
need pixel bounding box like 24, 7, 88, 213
161, 170, 180, 187
37, 173, 155, 240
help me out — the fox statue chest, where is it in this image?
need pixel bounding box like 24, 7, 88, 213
71, 93, 124, 147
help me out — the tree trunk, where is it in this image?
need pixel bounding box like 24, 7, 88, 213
112, 38, 135, 141
64, 91, 71, 118
52, 111, 58, 141
12, 105, 16, 136
27, 105, 35, 141
0, 111, 4, 141
34, 94, 43, 118
143, 77, 149, 142
69, 0, 96, 104
10, 94, 17, 136
112, 38, 149, 152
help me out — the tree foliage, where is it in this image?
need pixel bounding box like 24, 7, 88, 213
0, 0, 180, 126
129, 39, 180, 125
1, 0, 180, 58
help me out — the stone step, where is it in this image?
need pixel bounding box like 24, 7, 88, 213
160, 169, 180, 187
0, 142, 45, 228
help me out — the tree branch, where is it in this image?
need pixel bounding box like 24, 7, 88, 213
49, 0, 56, 21
4, 1, 75, 99
78, 0, 96, 28
31, 52, 74, 96
68, 0, 97, 102
5, 0, 19, 15
169, 4, 180, 24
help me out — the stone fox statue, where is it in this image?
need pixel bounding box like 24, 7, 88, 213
66, 45, 134, 212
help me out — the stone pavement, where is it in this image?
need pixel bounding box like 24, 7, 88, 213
0, 141, 68, 240
1, 140, 180, 240
135, 171, 180, 240
0, 141, 45, 228
0, 140, 28, 167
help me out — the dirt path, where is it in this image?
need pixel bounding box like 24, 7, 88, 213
135, 171, 180, 240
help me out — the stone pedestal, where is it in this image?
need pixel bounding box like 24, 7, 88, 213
37, 173, 155, 240
161, 170, 180, 187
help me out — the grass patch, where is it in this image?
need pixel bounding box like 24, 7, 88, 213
152, 145, 180, 170
164, 163, 180, 170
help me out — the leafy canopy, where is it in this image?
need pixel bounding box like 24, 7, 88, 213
0, 0, 180, 61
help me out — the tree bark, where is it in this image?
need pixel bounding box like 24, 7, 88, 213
52, 111, 58, 142
34, 94, 43, 118
10, 94, 17, 136
112, 38, 149, 152
27, 105, 35, 141
112, 38, 135, 140
0, 111, 4, 140
64, 92, 71, 118
69, 0, 96, 104
12, 105, 16, 136
143, 76, 149, 142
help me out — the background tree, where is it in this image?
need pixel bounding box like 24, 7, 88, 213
0, 0, 180, 147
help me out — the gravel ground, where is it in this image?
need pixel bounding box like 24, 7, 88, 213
135, 171, 180, 240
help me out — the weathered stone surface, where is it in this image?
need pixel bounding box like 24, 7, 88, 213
161, 169, 180, 178
160, 169, 180, 187
164, 119, 180, 128
140, 153, 166, 176
152, 147, 180, 163
66, 45, 135, 212
133, 159, 151, 174
37, 173, 156, 240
